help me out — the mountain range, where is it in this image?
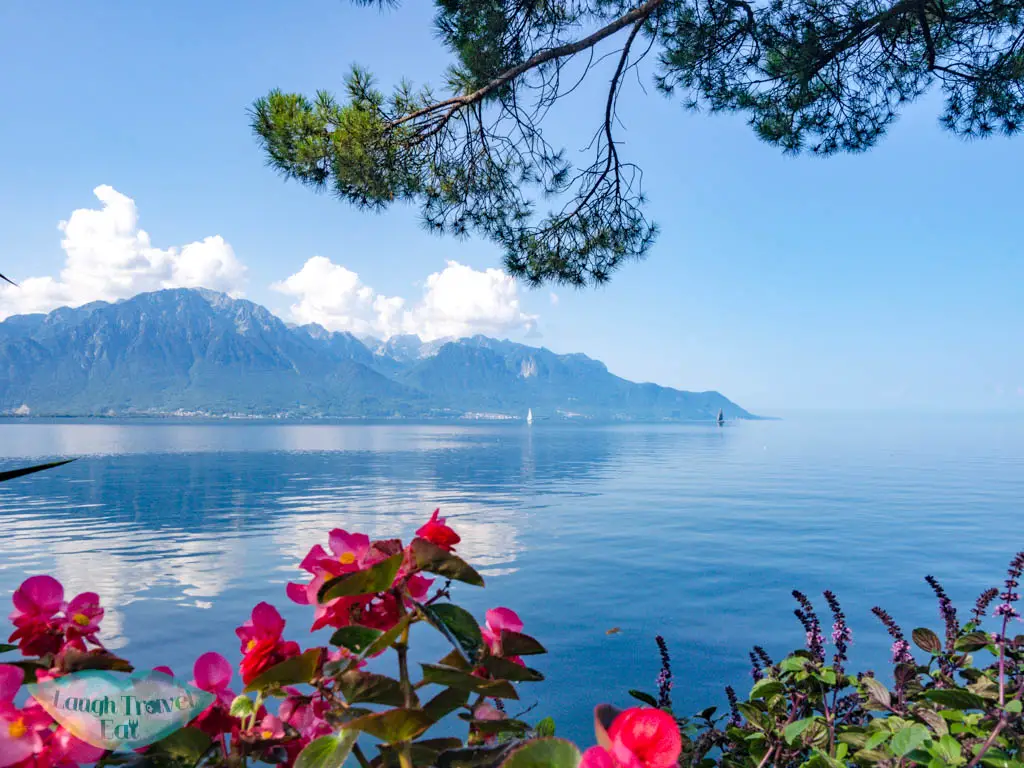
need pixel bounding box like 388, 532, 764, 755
0, 288, 756, 421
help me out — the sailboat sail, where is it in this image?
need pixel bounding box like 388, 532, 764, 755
716, 408, 724, 425
527, 408, 533, 425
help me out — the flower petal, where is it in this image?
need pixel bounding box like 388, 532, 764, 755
194, 652, 233, 692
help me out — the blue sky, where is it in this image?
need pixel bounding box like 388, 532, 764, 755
1, 1, 1021, 414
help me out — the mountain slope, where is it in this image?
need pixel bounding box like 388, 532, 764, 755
0, 289, 756, 420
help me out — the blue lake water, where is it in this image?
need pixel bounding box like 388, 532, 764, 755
1, 415, 1022, 746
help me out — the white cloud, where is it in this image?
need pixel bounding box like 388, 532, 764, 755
549, 292, 559, 306
274, 257, 538, 341
0, 185, 247, 320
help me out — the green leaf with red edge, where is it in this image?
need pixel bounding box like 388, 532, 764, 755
419, 602, 485, 664
422, 686, 470, 722
375, 738, 465, 768
420, 664, 519, 699
497, 738, 581, 768
468, 718, 531, 736
293, 731, 359, 768
319, 553, 404, 602
345, 708, 433, 744
409, 539, 484, 586
499, 631, 546, 656
329, 626, 383, 655
244, 648, 323, 693
338, 670, 413, 707
438, 648, 471, 671
362, 615, 411, 658
435, 743, 520, 768
482, 656, 544, 682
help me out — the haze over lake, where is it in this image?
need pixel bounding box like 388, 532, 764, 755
1, 414, 1021, 743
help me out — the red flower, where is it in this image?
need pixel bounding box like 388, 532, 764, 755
416, 509, 461, 551
189, 652, 238, 738
235, 604, 300, 686
581, 708, 681, 768
8, 577, 65, 657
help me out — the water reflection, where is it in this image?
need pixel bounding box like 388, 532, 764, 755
0, 422, 622, 647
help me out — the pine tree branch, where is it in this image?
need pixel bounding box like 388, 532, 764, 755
390, 0, 667, 130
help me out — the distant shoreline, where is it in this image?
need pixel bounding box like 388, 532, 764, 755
0, 413, 773, 426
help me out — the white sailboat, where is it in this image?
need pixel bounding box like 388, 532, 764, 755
526, 408, 533, 425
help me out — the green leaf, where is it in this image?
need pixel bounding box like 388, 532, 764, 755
294, 731, 359, 768
346, 708, 433, 743
421, 602, 485, 663
244, 648, 322, 693
420, 663, 519, 699
329, 626, 383, 655
0, 459, 75, 483
913, 628, 943, 654
482, 656, 544, 682
435, 743, 519, 768
0, 644, 18, 654
499, 631, 546, 656
890, 724, 931, 757
423, 686, 470, 722
410, 538, 485, 586
337, 670, 410, 707
864, 731, 890, 750
779, 655, 808, 673
473, 718, 530, 736
318, 553, 403, 601
920, 689, 988, 710
749, 679, 785, 700
784, 717, 817, 745
377, 739, 466, 768
148, 728, 213, 762
935, 734, 962, 763
955, 632, 992, 652
438, 647, 472, 671
816, 668, 837, 685
498, 738, 582, 768
628, 690, 659, 707
363, 615, 411, 658
1005, 699, 1023, 714
535, 718, 555, 737
228, 695, 255, 718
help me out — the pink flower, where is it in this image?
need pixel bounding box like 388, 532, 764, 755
416, 509, 461, 551
280, 691, 332, 742
0, 668, 49, 768
236, 604, 300, 686
46, 726, 106, 767
59, 593, 103, 639
471, 702, 506, 745
249, 714, 286, 742
581, 708, 681, 768
8, 577, 65, 657
481, 608, 526, 666
10, 577, 63, 623
189, 652, 237, 737
153, 666, 174, 677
